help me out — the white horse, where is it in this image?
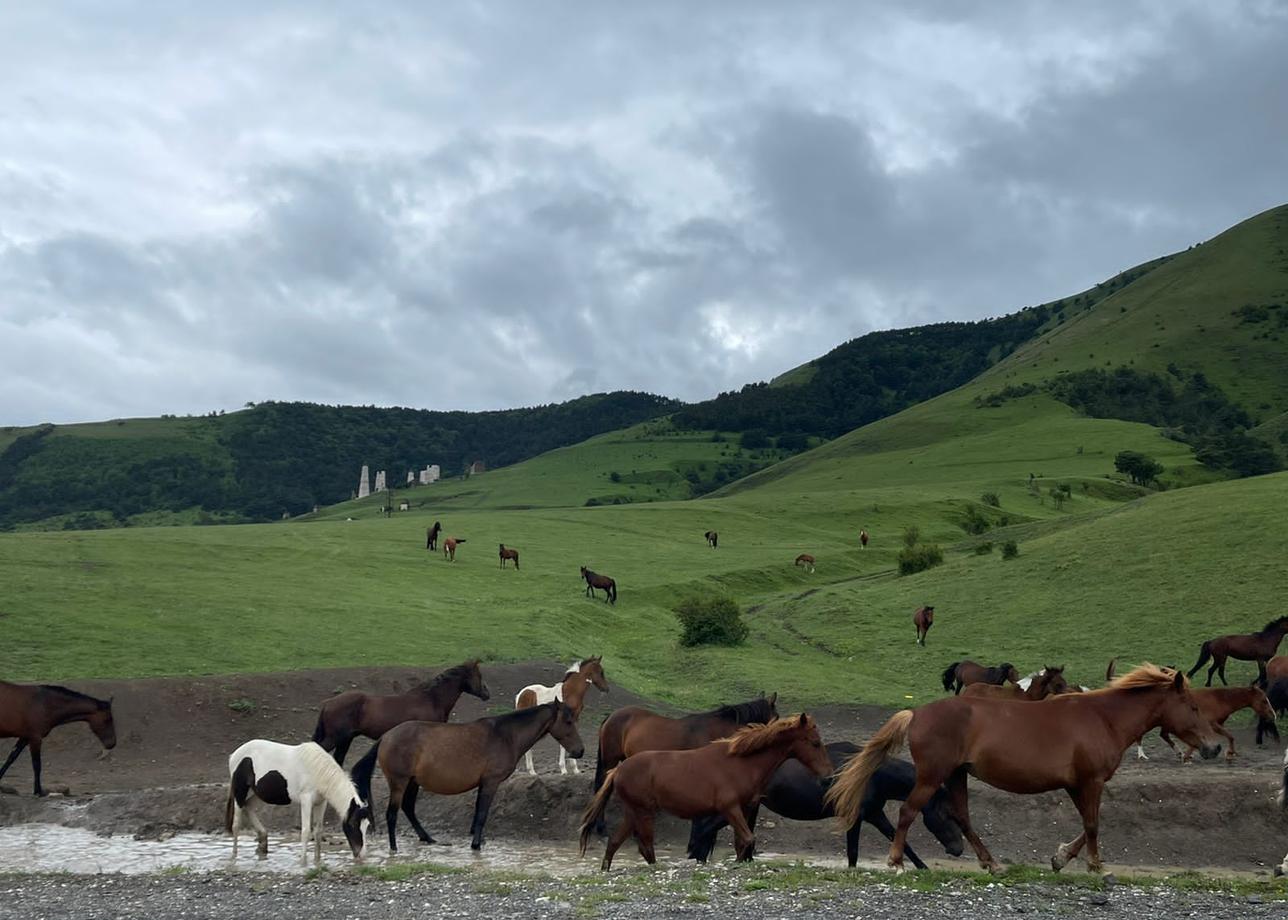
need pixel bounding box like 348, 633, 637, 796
225, 739, 372, 864
514, 657, 608, 776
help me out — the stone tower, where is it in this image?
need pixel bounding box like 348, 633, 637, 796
374, 470, 387, 492
357, 464, 370, 499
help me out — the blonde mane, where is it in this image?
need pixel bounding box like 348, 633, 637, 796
720, 715, 811, 756
1104, 662, 1184, 692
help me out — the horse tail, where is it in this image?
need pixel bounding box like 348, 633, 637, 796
592, 717, 611, 793
941, 663, 959, 693
579, 767, 617, 854
609, 581, 617, 604
456, 538, 467, 544
825, 709, 914, 830
1188, 641, 1212, 678
224, 784, 235, 834
350, 741, 382, 809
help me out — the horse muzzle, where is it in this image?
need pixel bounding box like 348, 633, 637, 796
1198, 743, 1222, 760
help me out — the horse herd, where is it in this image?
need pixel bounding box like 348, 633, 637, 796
5, 616, 1288, 876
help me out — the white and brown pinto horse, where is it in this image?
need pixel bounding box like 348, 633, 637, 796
225, 739, 372, 864
515, 657, 608, 775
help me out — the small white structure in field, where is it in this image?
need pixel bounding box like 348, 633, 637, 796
374, 470, 387, 492
357, 464, 370, 499
399, 500, 410, 512
419, 464, 440, 484
407, 470, 415, 484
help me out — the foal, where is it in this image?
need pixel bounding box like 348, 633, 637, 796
913, 606, 935, 646
498, 544, 520, 569
515, 657, 608, 775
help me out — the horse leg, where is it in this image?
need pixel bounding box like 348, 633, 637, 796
245, 802, 270, 856
601, 814, 634, 871
385, 777, 407, 853
1206, 656, 1219, 687
1216, 655, 1229, 686
889, 780, 942, 873
558, 745, 567, 776
231, 801, 241, 857
469, 781, 499, 850
0, 738, 27, 780
298, 793, 314, 865
313, 798, 326, 864
28, 740, 45, 797
1057, 782, 1105, 873
401, 780, 435, 844
846, 817, 862, 868
864, 806, 928, 870
1217, 723, 1236, 760
332, 734, 353, 767
944, 767, 998, 873
632, 809, 658, 865
525, 750, 537, 776
742, 801, 761, 860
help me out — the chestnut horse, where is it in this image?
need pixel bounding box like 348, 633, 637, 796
1157, 685, 1278, 761
515, 657, 608, 775
580, 566, 617, 604
0, 682, 116, 796
498, 544, 519, 569
941, 661, 1020, 695
425, 521, 441, 552
704, 530, 718, 549
351, 701, 584, 851
826, 665, 1222, 875
591, 694, 778, 836
312, 661, 490, 765
913, 606, 935, 646
794, 553, 815, 573
961, 666, 1068, 701
1188, 616, 1288, 686
442, 537, 466, 561
579, 714, 831, 870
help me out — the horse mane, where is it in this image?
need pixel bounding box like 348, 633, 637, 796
40, 684, 109, 708
704, 697, 774, 724
1105, 662, 1184, 692
298, 741, 362, 806
415, 661, 478, 691
1260, 616, 1288, 633
720, 716, 810, 756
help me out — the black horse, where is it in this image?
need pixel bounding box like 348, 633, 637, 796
1258, 677, 1288, 744
686, 742, 964, 868
426, 522, 441, 552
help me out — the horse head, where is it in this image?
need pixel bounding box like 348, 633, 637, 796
465, 660, 491, 701
90, 697, 117, 750
1000, 664, 1021, 685
584, 656, 609, 692
786, 714, 832, 777
342, 799, 373, 860
1040, 666, 1069, 696
1159, 671, 1222, 759
549, 701, 586, 759
922, 786, 967, 857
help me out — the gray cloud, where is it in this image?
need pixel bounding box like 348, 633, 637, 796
1, 1, 1285, 425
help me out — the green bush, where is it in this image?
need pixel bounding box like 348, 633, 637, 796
901, 525, 921, 549
1001, 540, 1019, 560
675, 596, 749, 647
980, 492, 1000, 507
898, 543, 944, 576
960, 505, 991, 535
974, 542, 994, 555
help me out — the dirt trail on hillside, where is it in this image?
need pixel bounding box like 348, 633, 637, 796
1, 662, 1286, 874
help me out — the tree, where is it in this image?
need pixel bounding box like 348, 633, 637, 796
1114, 450, 1164, 486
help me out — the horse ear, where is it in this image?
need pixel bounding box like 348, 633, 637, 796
769, 691, 778, 705
1172, 671, 1185, 691
797, 713, 807, 726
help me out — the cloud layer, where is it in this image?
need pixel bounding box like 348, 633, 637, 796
2, 1, 1286, 424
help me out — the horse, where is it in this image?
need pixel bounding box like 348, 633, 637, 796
225, 739, 372, 864
590, 694, 779, 836
580, 566, 617, 604
1150, 686, 1278, 761
941, 661, 1020, 695
913, 606, 935, 646
442, 537, 466, 561
426, 521, 441, 552
312, 660, 491, 765
0, 682, 116, 796
825, 664, 1222, 875
860, 529, 869, 549
961, 666, 1068, 701
580, 715, 832, 870
498, 544, 520, 569
515, 657, 608, 775
794, 553, 815, 573
351, 700, 584, 851
1188, 616, 1288, 686
686, 744, 964, 869
704, 530, 718, 549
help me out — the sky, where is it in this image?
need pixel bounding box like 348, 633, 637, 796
2, 2, 1286, 426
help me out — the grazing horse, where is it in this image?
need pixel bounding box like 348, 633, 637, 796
580, 715, 832, 870
352, 701, 584, 851
825, 665, 1222, 875
515, 657, 608, 775
962, 666, 1068, 701
913, 606, 935, 646
498, 544, 520, 569
687, 745, 964, 869
860, 529, 869, 549
1153, 686, 1278, 761
704, 530, 719, 549
0, 682, 116, 796
312, 661, 491, 765
941, 661, 1020, 695
225, 739, 372, 864
591, 694, 779, 836
794, 553, 815, 573
1188, 616, 1288, 686
442, 537, 466, 561
425, 521, 441, 552
580, 566, 617, 604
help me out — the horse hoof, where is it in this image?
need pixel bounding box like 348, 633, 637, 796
986, 862, 1003, 875
1273, 866, 1284, 878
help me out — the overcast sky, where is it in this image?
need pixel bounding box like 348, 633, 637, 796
2, 2, 1285, 425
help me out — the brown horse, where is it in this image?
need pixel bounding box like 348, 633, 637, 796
312, 661, 490, 765
591, 694, 778, 835
941, 661, 1020, 695
350, 701, 584, 851
580, 566, 617, 604
515, 657, 608, 775
442, 537, 466, 561
425, 521, 441, 552
1265, 655, 1288, 684
961, 666, 1068, 701
794, 553, 815, 573
913, 606, 935, 646
1159, 686, 1278, 761
0, 683, 117, 796
1189, 616, 1288, 686
498, 544, 520, 569
826, 665, 1222, 875
860, 529, 869, 548
580, 714, 832, 870
704, 530, 718, 549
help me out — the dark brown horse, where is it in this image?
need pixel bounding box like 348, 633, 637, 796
498, 544, 520, 569
580, 715, 832, 870
1189, 616, 1288, 686
351, 701, 584, 851
1159, 686, 1278, 761
794, 553, 815, 573
826, 665, 1222, 875
704, 530, 718, 549
0, 682, 117, 796
442, 537, 466, 561
913, 606, 935, 646
580, 566, 617, 604
591, 694, 779, 835
962, 666, 1068, 701
860, 528, 869, 549
312, 661, 490, 765
425, 521, 441, 552
941, 661, 1020, 695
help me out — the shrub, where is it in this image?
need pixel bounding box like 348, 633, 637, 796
609, 471, 622, 483
1049, 487, 1066, 510
960, 505, 991, 535
898, 543, 944, 576
974, 542, 994, 555
980, 492, 1000, 507
901, 525, 921, 549
675, 596, 749, 647
1114, 450, 1164, 486
1001, 540, 1019, 560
